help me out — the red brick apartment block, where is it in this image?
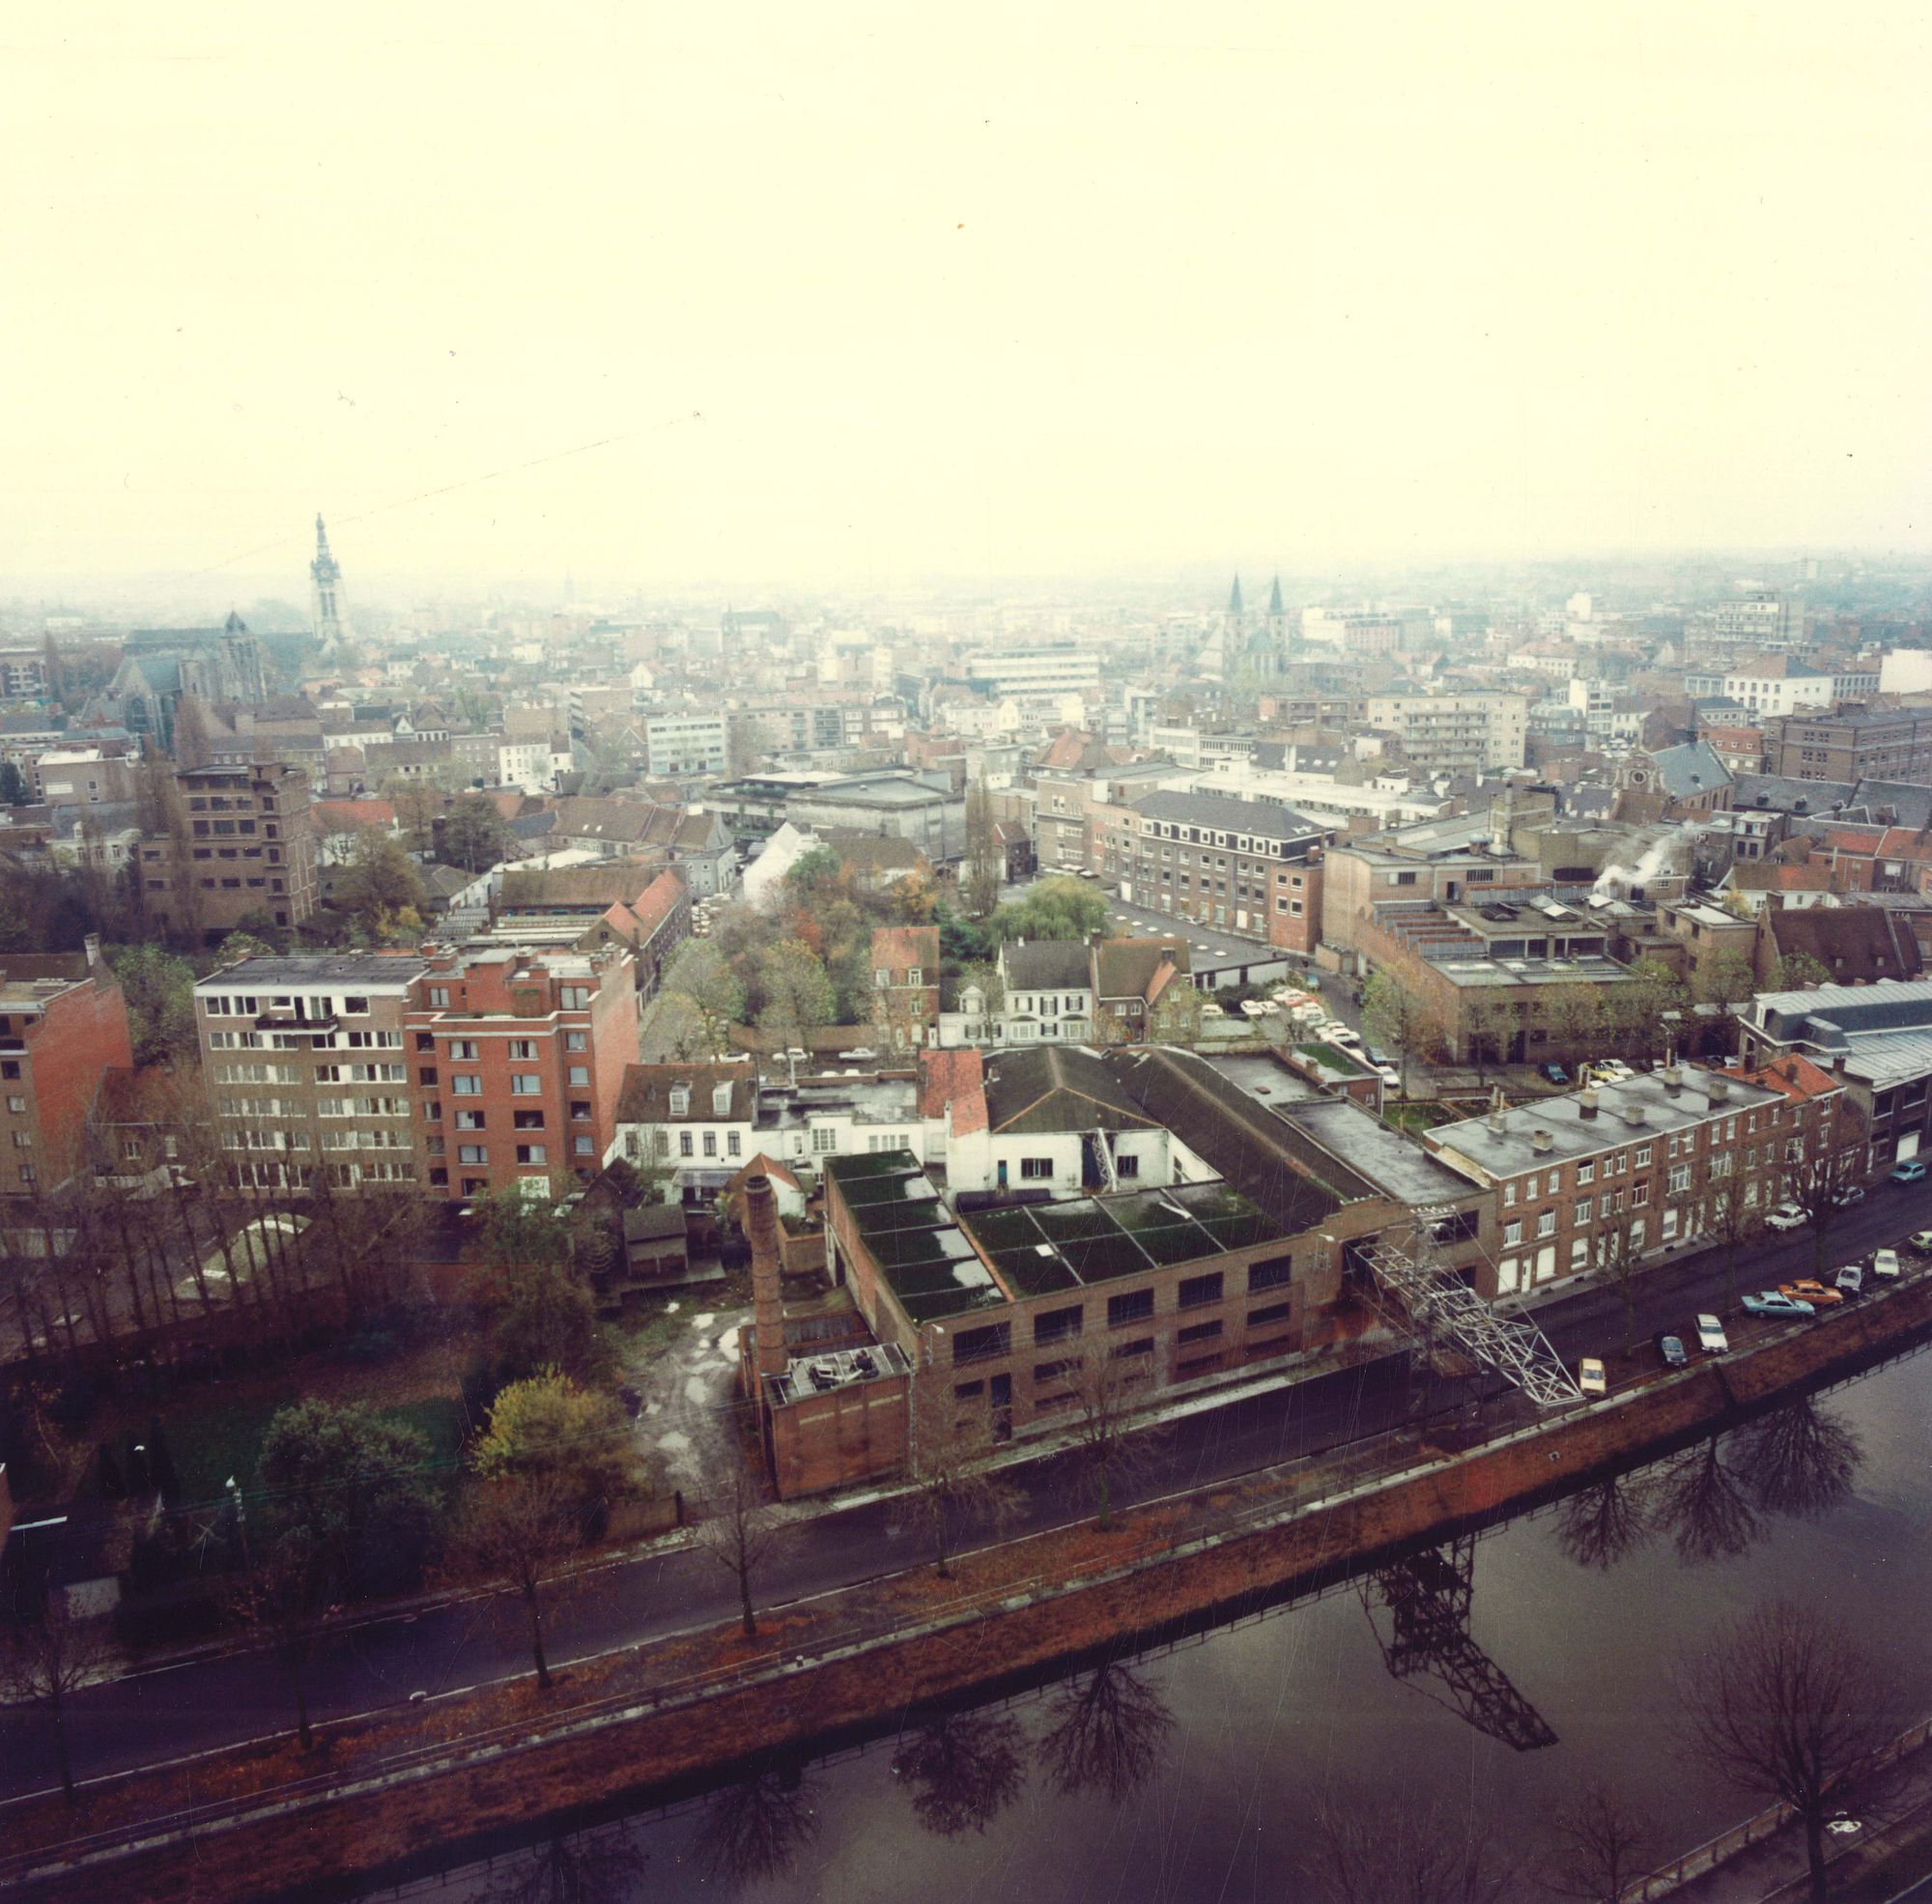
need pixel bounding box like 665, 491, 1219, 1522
411, 944, 639, 1201
0, 939, 134, 1194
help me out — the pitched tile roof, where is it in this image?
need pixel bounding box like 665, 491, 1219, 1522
1765, 905, 1923, 984
614, 1061, 756, 1124
1001, 938, 1091, 990
918, 1048, 986, 1133
981, 1047, 1156, 1134
869, 924, 939, 974
1094, 935, 1189, 1002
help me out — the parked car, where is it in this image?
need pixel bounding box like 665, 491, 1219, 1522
1743, 1291, 1815, 1318
1875, 1246, 1904, 1278
1654, 1332, 1689, 1368
1365, 1045, 1394, 1068
1834, 1264, 1865, 1296
1329, 1026, 1364, 1048
1238, 999, 1268, 1019
1694, 1313, 1729, 1354
1891, 1158, 1928, 1184
1377, 1066, 1403, 1088
1765, 1203, 1808, 1232
1780, 1279, 1845, 1308
1542, 1063, 1570, 1086
1908, 1232, 1932, 1254
1832, 1185, 1866, 1208
1201, 1003, 1226, 1019
1577, 1356, 1607, 1397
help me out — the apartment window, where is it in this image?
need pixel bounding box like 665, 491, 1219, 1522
457, 1145, 488, 1165
1571, 1237, 1590, 1269
514, 1110, 545, 1129
429, 986, 450, 1008
1504, 1219, 1523, 1248
1034, 1305, 1084, 1345
573, 1136, 593, 1156
511, 1074, 541, 1095
571, 1101, 592, 1121
1577, 1161, 1595, 1186
1503, 1181, 1517, 1207
6, 1096, 23, 1114
418, 1067, 439, 1087
952, 1322, 1009, 1365
342, 996, 369, 1015
1634, 1145, 1652, 1167
1248, 1302, 1292, 1329
451, 1075, 481, 1096
568, 1066, 589, 1087
516, 1145, 548, 1165
508, 1038, 536, 1061
1574, 1200, 1592, 1226
679, 1131, 694, 1156
1668, 1164, 1691, 1194
811, 1126, 838, 1153
566, 1031, 588, 1053
702, 1131, 718, 1157
1248, 1256, 1292, 1293
907, 967, 922, 988
559, 985, 590, 1009
726, 1131, 741, 1156
1633, 1181, 1651, 1206
455, 1110, 486, 1131
1178, 1271, 1223, 1310
1537, 1210, 1556, 1237
1108, 1289, 1155, 1328
449, 1038, 479, 1062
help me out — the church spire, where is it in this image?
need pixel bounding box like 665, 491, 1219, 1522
1267, 574, 1284, 616
310, 512, 349, 655
1227, 574, 1243, 614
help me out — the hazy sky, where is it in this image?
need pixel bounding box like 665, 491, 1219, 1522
5, 2, 1929, 594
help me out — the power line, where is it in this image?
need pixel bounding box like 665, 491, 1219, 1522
197, 411, 706, 574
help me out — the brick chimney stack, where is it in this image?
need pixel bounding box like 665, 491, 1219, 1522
745, 1173, 788, 1381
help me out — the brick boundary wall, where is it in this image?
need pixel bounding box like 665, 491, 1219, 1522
10, 1278, 1932, 1904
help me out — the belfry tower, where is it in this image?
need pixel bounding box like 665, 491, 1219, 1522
310, 514, 351, 656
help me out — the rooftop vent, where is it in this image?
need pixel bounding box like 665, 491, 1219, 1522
1530, 1128, 1554, 1153
1708, 1076, 1731, 1102
1621, 1102, 1647, 1127
1578, 1088, 1600, 1119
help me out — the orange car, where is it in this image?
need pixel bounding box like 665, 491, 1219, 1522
1780, 1279, 1845, 1308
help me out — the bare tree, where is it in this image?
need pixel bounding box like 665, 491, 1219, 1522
1308, 1796, 1519, 1904
893, 1377, 1020, 1577
484, 1823, 643, 1904
1707, 1179, 1764, 1316
220, 1524, 334, 1748
1548, 1782, 1652, 1903
1734, 1398, 1861, 1523
962, 776, 1003, 921
1786, 1102, 1868, 1276
458, 1473, 582, 1691
690, 1759, 819, 1883
1, 1592, 109, 1803
1646, 1435, 1759, 1566
891, 1708, 1026, 1837
1065, 1348, 1162, 1532
1036, 1658, 1174, 1804
696, 1439, 781, 1639
1553, 1472, 1653, 1573
1677, 1601, 1896, 1902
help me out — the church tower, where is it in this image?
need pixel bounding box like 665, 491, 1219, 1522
310, 514, 350, 656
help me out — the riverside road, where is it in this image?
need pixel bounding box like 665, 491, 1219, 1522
6, 1179, 1931, 1807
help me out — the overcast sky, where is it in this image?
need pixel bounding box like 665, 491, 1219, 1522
4, 2, 1928, 595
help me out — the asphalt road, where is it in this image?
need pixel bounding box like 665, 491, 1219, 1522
6, 1180, 1930, 1808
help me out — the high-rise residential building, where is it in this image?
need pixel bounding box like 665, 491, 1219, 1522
137, 763, 320, 944
641, 711, 728, 778
410, 945, 639, 1200
1711, 587, 1803, 650
195, 952, 426, 1194
0, 940, 134, 1195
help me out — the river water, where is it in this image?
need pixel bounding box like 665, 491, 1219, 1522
371, 1346, 1932, 1904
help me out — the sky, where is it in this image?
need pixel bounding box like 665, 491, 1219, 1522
3, 1, 1929, 596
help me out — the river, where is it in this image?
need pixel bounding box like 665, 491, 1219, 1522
364, 1344, 1932, 1904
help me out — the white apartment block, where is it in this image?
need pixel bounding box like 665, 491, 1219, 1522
643, 711, 728, 778
1362, 693, 1530, 773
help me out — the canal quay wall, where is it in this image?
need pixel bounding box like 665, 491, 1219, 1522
10, 1277, 1932, 1904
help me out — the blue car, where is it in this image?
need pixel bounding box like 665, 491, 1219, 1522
1542, 1063, 1570, 1086
1892, 1159, 1927, 1184
1743, 1291, 1815, 1319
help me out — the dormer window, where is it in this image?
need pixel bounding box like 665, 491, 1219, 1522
669, 1085, 691, 1117
712, 1083, 731, 1117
